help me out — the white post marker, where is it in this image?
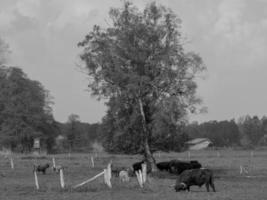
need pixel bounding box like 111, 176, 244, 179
141, 163, 147, 183
103, 164, 112, 188
91, 156, 94, 168
104, 169, 107, 185
10, 157, 14, 169
135, 170, 143, 188
106, 163, 112, 188
217, 151, 220, 158
59, 168, 65, 189
52, 157, 56, 169
250, 151, 254, 158
34, 171, 39, 190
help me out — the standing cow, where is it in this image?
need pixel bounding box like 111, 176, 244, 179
169, 160, 202, 175
174, 168, 216, 192
156, 161, 171, 172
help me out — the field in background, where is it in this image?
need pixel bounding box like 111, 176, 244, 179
0, 149, 267, 200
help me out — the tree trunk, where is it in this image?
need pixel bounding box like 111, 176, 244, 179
138, 98, 158, 172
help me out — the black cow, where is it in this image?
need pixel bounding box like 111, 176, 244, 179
189, 160, 202, 169
132, 160, 152, 174
34, 163, 50, 174
169, 160, 202, 175
174, 168, 216, 192
156, 161, 171, 172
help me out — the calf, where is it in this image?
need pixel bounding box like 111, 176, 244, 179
174, 168, 216, 192
119, 170, 130, 182
34, 163, 50, 174
169, 160, 202, 175
111, 165, 129, 177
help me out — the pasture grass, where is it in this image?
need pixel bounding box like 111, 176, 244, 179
0, 149, 267, 200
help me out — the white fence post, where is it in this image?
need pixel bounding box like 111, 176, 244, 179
135, 170, 143, 188
34, 171, 39, 190
141, 163, 147, 183
91, 156, 95, 168
104, 163, 112, 188
59, 168, 65, 189
52, 157, 56, 170
10, 157, 14, 169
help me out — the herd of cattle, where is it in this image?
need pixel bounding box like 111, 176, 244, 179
33, 158, 216, 192
114, 159, 216, 192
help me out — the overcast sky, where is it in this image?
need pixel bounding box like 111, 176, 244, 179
1, 0, 267, 123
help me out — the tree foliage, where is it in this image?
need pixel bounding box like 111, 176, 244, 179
238, 115, 265, 147
78, 2, 205, 160
185, 120, 240, 147
0, 66, 56, 152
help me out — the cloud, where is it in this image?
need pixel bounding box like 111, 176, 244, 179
16, 0, 41, 19
213, 0, 245, 41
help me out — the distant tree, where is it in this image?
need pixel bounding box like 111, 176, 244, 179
238, 115, 263, 147
0, 66, 56, 152
78, 1, 205, 168
66, 114, 81, 151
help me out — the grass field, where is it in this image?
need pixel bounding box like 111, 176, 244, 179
0, 149, 267, 200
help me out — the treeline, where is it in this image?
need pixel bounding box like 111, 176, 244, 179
186, 116, 267, 148
101, 116, 267, 154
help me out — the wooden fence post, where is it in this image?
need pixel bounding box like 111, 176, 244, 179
52, 157, 56, 170
10, 157, 14, 169
59, 168, 65, 189
34, 171, 39, 190
91, 156, 95, 168
135, 170, 143, 188
141, 163, 147, 183
104, 163, 112, 188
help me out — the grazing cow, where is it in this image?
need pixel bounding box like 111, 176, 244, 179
119, 170, 130, 182
34, 163, 50, 174
169, 160, 202, 175
132, 160, 152, 174
156, 161, 171, 172
174, 168, 216, 192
